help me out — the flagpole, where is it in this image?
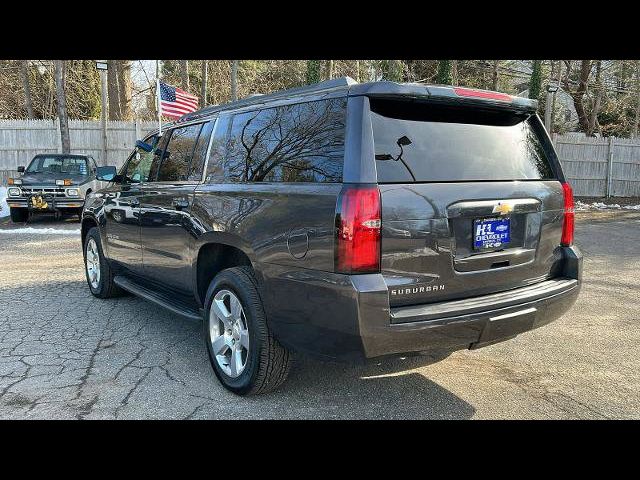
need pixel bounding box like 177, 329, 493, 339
156, 59, 162, 136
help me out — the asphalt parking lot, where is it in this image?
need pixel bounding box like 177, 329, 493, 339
0, 211, 638, 419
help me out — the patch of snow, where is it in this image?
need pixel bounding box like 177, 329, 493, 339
575, 200, 640, 211
0, 186, 9, 218
0, 227, 80, 235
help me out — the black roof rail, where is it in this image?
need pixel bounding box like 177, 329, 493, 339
178, 76, 358, 123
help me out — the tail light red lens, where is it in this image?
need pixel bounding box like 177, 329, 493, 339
453, 87, 513, 102
335, 185, 381, 274
561, 182, 575, 246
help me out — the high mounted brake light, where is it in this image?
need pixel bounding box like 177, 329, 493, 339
454, 87, 512, 102
561, 182, 575, 246
335, 185, 381, 274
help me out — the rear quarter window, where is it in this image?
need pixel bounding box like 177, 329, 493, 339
222, 97, 347, 183
370, 99, 555, 183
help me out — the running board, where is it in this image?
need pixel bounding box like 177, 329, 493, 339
113, 275, 202, 321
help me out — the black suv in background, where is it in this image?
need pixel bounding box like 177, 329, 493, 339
82, 78, 582, 395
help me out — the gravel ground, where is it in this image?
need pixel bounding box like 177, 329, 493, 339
0, 211, 638, 419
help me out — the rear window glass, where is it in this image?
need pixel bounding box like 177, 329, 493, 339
370, 99, 555, 183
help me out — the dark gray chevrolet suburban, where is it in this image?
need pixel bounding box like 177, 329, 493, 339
81, 77, 582, 395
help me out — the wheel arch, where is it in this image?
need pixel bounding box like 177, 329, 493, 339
194, 237, 255, 307
81, 215, 99, 248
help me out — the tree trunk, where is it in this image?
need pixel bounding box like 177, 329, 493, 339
117, 60, 133, 120
551, 60, 562, 127
633, 60, 640, 139
451, 60, 458, 86
231, 60, 238, 101
107, 60, 121, 120
588, 60, 603, 136
201, 60, 207, 105
355, 60, 361, 82
180, 60, 189, 91
54, 60, 70, 154
492, 60, 499, 90
326, 60, 334, 80
21, 60, 34, 119
564, 60, 592, 135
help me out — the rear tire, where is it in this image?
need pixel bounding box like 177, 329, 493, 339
203, 266, 292, 395
83, 226, 124, 299
9, 207, 28, 223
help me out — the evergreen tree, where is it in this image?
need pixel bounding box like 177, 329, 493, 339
437, 60, 452, 85
306, 60, 321, 84
529, 60, 542, 99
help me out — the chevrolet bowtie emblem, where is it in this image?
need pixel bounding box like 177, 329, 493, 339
492, 203, 514, 215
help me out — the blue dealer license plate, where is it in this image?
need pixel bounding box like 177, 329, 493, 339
473, 217, 510, 250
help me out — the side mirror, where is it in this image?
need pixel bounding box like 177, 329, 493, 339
96, 165, 117, 181
17, 166, 25, 173
136, 140, 153, 152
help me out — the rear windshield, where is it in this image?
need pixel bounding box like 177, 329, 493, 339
26, 156, 89, 176
370, 99, 555, 183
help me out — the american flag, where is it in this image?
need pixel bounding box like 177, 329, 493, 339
159, 81, 199, 119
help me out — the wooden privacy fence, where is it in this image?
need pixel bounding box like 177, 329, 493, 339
1, 120, 639, 197
0, 119, 156, 185
553, 134, 640, 197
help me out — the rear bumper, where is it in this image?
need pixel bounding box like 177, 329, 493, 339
260, 245, 582, 360
360, 277, 580, 358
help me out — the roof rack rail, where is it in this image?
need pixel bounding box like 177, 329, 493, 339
180, 76, 358, 122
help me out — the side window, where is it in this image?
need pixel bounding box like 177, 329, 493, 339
156, 123, 203, 182
187, 120, 214, 182
205, 115, 232, 183
224, 98, 346, 183
122, 135, 159, 183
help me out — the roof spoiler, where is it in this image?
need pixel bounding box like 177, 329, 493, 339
350, 81, 538, 113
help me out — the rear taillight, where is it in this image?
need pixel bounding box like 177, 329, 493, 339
561, 182, 575, 246
453, 87, 513, 102
335, 185, 381, 274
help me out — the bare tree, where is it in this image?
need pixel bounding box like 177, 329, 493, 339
325, 60, 334, 80
54, 60, 70, 153
231, 60, 238, 101
563, 60, 593, 135
180, 60, 189, 91
491, 60, 499, 90
20, 60, 34, 119
588, 60, 603, 136
201, 60, 207, 105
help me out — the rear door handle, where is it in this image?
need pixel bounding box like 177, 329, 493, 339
172, 199, 190, 210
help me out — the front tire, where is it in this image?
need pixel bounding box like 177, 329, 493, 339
204, 266, 292, 395
10, 207, 28, 223
83, 226, 123, 299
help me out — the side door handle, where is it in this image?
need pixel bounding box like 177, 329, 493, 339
172, 199, 190, 210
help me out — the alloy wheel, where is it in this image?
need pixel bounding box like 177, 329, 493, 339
209, 289, 250, 378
